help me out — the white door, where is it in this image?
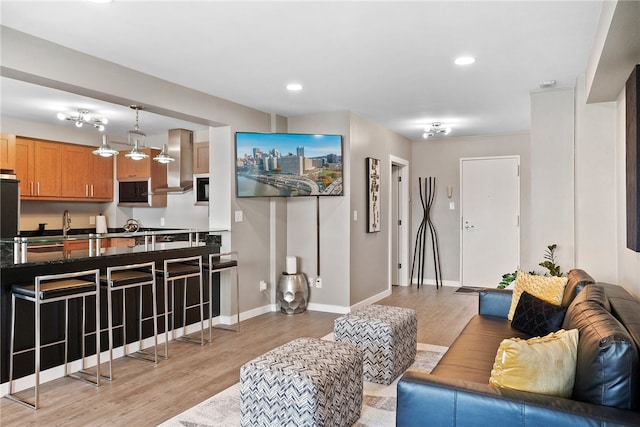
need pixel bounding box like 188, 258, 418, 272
392, 165, 401, 285
461, 157, 520, 287
389, 156, 409, 287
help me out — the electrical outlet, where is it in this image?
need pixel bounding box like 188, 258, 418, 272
235, 211, 244, 222
315, 277, 322, 288
89, 216, 96, 225
259, 280, 267, 291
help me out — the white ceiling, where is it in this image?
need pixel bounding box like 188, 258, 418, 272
0, 1, 604, 140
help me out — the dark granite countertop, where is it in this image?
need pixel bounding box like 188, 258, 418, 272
0, 229, 224, 268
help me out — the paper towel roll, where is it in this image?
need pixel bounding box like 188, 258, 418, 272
285, 256, 297, 274
96, 215, 108, 234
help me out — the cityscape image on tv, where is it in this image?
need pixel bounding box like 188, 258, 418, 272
235, 133, 343, 197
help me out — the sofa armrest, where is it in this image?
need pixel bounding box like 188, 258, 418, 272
397, 371, 640, 427
478, 288, 512, 318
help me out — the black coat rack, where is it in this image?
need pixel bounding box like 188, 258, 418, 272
411, 177, 443, 288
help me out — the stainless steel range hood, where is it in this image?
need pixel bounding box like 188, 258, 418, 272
154, 129, 194, 194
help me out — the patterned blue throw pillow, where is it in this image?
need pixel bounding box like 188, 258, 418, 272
512, 290, 567, 337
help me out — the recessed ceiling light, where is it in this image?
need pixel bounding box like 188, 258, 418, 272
454, 56, 476, 66
286, 83, 303, 91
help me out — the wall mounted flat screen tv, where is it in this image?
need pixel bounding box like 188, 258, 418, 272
235, 132, 343, 197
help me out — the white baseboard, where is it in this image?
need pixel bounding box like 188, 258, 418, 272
349, 289, 392, 311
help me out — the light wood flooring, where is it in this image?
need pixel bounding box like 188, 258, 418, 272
0, 285, 478, 426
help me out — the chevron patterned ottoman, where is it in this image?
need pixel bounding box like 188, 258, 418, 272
239, 337, 363, 427
334, 304, 417, 385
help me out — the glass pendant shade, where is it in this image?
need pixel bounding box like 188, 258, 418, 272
153, 144, 175, 164
125, 105, 148, 161
93, 135, 119, 157
125, 139, 148, 161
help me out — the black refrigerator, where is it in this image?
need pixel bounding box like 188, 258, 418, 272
0, 174, 19, 238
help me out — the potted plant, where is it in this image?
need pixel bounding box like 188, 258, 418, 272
497, 244, 562, 289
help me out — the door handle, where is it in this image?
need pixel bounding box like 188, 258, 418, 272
464, 221, 475, 230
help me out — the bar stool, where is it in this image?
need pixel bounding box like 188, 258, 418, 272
207, 251, 240, 340
157, 255, 205, 359
7, 269, 101, 410
101, 261, 158, 381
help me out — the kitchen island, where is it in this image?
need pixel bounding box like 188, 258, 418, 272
0, 229, 225, 386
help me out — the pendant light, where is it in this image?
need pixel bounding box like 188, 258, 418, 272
92, 134, 119, 157
125, 105, 149, 160
153, 144, 175, 164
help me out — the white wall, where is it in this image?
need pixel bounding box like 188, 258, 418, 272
530, 88, 576, 274
349, 113, 411, 303
287, 112, 352, 310
574, 75, 618, 282
411, 133, 530, 285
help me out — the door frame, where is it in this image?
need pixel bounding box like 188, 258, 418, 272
459, 155, 520, 286
388, 155, 410, 287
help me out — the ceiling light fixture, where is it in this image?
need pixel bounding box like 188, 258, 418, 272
286, 83, 303, 91
454, 56, 476, 66
153, 144, 175, 164
423, 122, 452, 139
92, 134, 119, 157
539, 80, 557, 88
57, 109, 108, 131
125, 105, 149, 161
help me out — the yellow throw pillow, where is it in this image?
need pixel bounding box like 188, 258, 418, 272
489, 329, 578, 398
507, 271, 567, 321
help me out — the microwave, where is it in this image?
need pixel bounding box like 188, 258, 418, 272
195, 174, 209, 206
119, 179, 150, 206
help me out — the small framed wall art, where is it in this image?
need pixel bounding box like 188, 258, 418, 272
367, 157, 381, 233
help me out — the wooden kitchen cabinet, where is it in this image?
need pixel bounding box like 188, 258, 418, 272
117, 148, 163, 179
61, 145, 113, 201
0, 133, 16, 173
15, 137, 62, 199
91, 154, 114, 200
61, 144, 91, 198
192, 141, 209, 174
15, 137, 113, 202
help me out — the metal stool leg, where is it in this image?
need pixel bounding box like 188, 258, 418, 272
161, 256, 205, 349
5, 269, 101, 410
209, 252, 240, 335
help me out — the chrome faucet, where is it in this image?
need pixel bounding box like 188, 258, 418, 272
62, 210, 71, 238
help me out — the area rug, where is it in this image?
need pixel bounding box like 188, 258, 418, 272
158, 342, 448, 427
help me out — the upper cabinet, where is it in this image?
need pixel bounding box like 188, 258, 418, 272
0, 133, 16, 173
117, 147, 166, 182
15, 136, 113, 202
61, 145, 113, 201
15, 137, 62, 199
193, 141, 209, 174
